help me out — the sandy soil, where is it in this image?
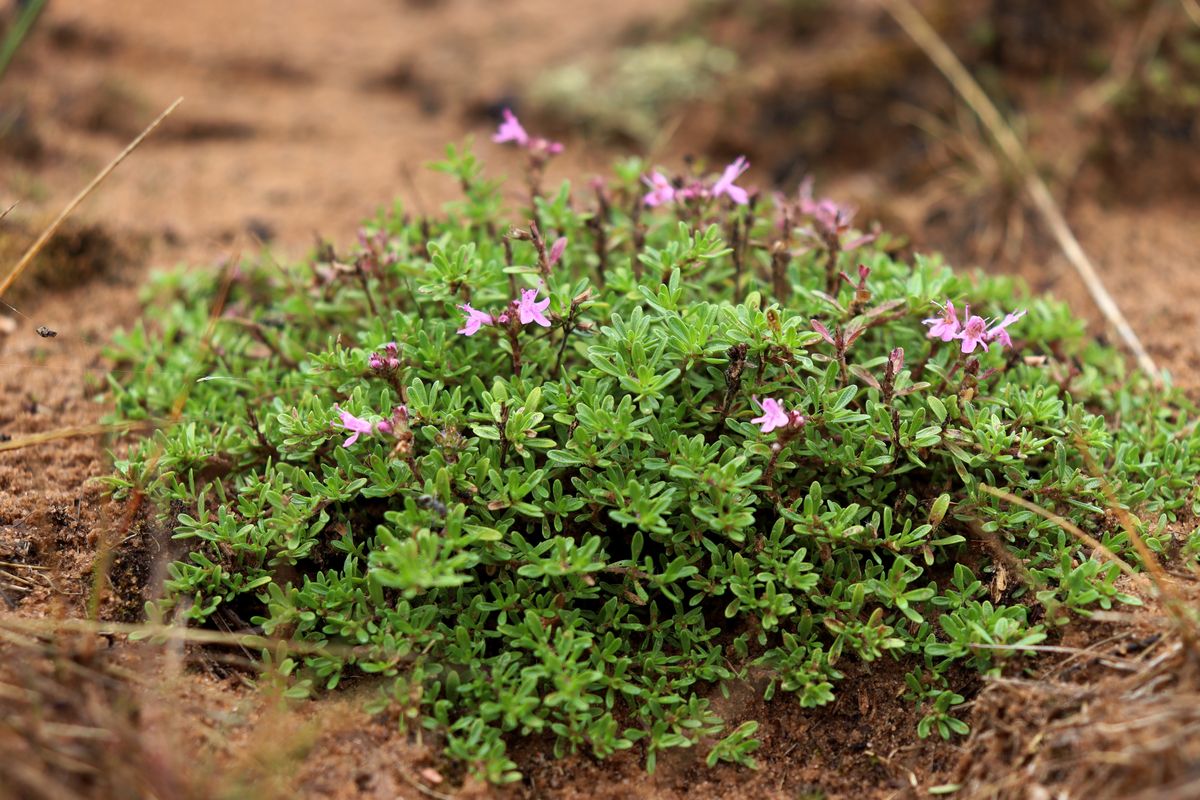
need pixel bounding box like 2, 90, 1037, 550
1, 1, 1198, 798
5, 0, 690, 254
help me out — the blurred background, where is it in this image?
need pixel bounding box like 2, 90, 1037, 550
1, 1, 1196, 258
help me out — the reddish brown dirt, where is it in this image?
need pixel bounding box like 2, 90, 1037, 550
4, 0, 687, 255
2, 1, 1199, 799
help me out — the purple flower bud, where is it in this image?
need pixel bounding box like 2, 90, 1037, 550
548, 237, 567, 269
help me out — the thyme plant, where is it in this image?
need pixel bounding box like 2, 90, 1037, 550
106, 116, 1199, 782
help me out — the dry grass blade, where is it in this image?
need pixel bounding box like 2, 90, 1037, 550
0, 614, 351, 659
877, 0, 1162, 384
1183, 0, 1200, 27
0, 96, 182, 299
978, 484, 1151, 591
951, 585, 1200, 798
1072, 437, 1199, 651
0, 628, 206, 800
0, 421, 153, 454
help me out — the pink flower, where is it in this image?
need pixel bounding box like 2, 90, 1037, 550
368, 353, 384, 370
712, 156, 750, 205
492, 108, 529, 147
923, 301, 962, 342
751, 397, 790, 433
457, 304, 494, 336
798, 177, 853, 228
986, 310, 1026, 349
643, 161, 750, 207
517, 288, 551, 327
492, 108, 563, 157
750, 397, 806, 434
333, 405, 389, 448
811, 200, 850, 232
793, 176, 873, 250
926, 301, 1025, 353
642, 172, 676, 207
548, 237, 568, 268
956, 307, 990, 354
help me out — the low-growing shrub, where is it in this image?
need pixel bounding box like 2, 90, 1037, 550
106, 122, 1200, 782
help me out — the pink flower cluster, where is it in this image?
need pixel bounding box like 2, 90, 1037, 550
368, 342, 400, 371
457, 287, 552, 336
642, 156, 751, 207
547, 236, 567, 269
924, 301, 1026, 354
750, 397, 807, 434
797, 177, 855, 234
787, 176, 876, 253
333, 404, 406, 448
493, 108, 563, 158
